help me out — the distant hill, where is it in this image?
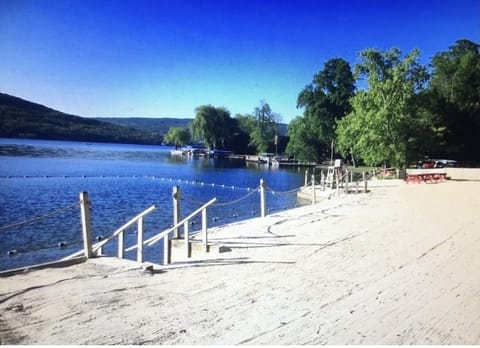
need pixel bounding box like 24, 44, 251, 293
97, 117, 289, 136
95, 117, 192, 136
0, 93, 290, 145
0, 93, 163, 144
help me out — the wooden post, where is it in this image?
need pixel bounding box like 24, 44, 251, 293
172, 186, 180, 239
184, 221, 191, 258
137, 217, 144, 263
118, 229, 125, 259
345, 169, 349, 194
304, 169, 309, 186
311, 173, 316, 205
336, 170, 340, 197
356, 181, 359, 194
79, 192, 93, 259
202, 208, 208, 252
260, 179, 266, 217
163, 236, 171, 265
363, 171, 367, 193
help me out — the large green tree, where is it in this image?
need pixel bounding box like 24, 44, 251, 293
190, 105, 233, 149
250, 101, 281, 153
428, 39, 480, 162
287, 58, 355, 162
336, 48, 429, 167
164, 127, 190, 149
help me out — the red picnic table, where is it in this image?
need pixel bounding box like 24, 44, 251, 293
405, 169, 447, 183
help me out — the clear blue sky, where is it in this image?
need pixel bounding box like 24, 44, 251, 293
1, 0, 478, 123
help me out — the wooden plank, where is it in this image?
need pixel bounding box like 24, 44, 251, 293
143, 197, 216, 247
64, 204, 156, 260
184, 221, 190, 258
118, 230, 125, 259
202, 208, 208, 252
137, 217, 144, 263
79, 192, 93, 258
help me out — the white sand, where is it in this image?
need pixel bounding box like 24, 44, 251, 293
1, 180, 479, 344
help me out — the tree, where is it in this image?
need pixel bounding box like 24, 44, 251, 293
233, 114, 257, 154
249, 101, 281, 153
336, 48, 429, 167
190, 105, 233, 149
285, 116, 318, 162
288, 58, 355, 162
164, 127, 190, 149
428, 39, 480, 162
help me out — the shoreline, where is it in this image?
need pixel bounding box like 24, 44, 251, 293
1, 180, 479, 344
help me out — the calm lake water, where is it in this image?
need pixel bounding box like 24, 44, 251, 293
0, 138, 309, 270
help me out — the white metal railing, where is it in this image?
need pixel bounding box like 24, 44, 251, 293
63, 196, 156, 262
124, 197, 217, 264
64, 193, 218, 265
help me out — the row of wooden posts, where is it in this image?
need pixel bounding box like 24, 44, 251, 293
304, 168, 368, 201
75, 172, 367, 265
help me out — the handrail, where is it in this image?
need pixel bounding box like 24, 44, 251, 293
92, 205, 156, 253
125, 197, 217, 251
63, 204, 156, 260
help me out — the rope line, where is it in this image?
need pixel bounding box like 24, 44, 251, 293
212, 186, 260, 206
0, 202, 79, 232
7, 240, 84, 255
265, 185, 302, 195
180, 185, 261, 207
0, 175, 253, 191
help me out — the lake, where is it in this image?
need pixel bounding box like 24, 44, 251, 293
0, 138, 309, 271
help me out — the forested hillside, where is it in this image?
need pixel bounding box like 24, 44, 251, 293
0, 93, 163, 144
95, 117, 192, 136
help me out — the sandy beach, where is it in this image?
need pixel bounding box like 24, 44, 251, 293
1, 180, 479, 345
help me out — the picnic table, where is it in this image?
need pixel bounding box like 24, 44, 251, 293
405, 168, 447, 183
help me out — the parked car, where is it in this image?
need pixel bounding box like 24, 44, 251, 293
417, 159, 457, 168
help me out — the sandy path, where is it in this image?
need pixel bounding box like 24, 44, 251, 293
1, 180, 479, 344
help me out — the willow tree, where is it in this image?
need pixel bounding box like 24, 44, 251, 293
164, 127, 190, 149
190, 105, 233, 149
336, 48, 429, 167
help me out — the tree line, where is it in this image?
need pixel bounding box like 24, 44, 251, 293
165, 100, 283, 155
165, 39, 479, 167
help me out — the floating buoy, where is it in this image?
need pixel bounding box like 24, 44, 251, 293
232, 213, 239, 218
7, 250, 18, 256
251, 211, 257, 215
96, 236, 104, 241
58, 242, 67, 248
190, 221, 196, 225
212, 217, 218, 222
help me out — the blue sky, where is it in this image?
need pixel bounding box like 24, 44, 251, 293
1, 0, 478, 123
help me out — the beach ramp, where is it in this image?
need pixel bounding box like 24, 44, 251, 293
1, 181, 479, 345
